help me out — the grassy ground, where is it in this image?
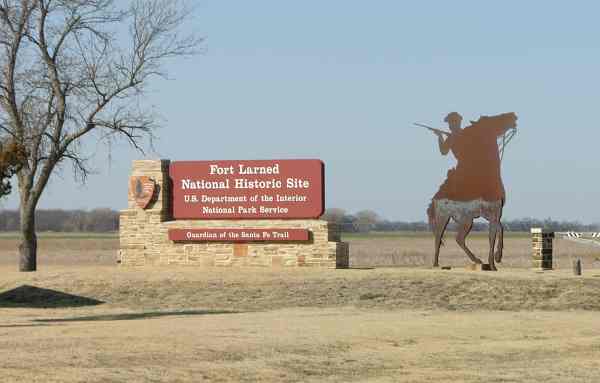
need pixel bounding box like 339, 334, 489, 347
0, 232, 118, 266
1, 266, 600, 382
347, 231, 600, 269
1, 232, 600, 382
0, 231, 118, 239
342, 230, 532, 239
2, 307, 600, 383
1, 230, 599, 269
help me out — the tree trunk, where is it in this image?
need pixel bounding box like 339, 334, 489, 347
18, 205, 37, 272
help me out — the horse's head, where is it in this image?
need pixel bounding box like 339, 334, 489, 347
476, 112, 518, 132
499, 112, 518, 131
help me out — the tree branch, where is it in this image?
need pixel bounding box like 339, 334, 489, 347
2, 0, 202, 206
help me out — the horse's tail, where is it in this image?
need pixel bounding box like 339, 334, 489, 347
427, 199, 444, 246
427, 201, 436, 230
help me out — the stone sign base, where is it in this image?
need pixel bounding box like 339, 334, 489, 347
120, 213, 348, 267
119, 160, 349, 268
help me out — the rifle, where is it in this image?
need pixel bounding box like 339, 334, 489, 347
415, 120, 516, 163
413, 122, 451, 136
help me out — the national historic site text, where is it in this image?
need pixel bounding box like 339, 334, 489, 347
180, 171, 311, 217
169, 159, 324, 220
180, 178, 311, 190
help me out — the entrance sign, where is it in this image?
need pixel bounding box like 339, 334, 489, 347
168, 228, 310, 242
170, 160, 324, 219
119, 159, 348, 269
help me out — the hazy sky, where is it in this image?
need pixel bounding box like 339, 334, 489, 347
3, 1, 600, 222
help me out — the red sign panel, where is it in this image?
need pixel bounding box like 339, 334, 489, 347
168, 228, 310, 242
169, 160, 324, 219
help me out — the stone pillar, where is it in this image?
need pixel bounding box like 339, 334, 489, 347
531, 228, 553, 270
119, 159, 170, 266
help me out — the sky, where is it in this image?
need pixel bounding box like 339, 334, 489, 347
3, 1, 600, 223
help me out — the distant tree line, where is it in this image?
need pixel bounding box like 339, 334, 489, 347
0, 209, 118, 232
0, 208, 596, 234
321, 208, 600, 233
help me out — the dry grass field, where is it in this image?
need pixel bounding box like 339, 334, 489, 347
1, 230, 599, 269
1, 232, 600, 382
347, 231, 600, 269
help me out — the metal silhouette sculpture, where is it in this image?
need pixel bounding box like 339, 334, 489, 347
423, 112, 518, 270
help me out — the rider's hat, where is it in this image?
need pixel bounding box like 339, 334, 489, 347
444, 112, 462, 123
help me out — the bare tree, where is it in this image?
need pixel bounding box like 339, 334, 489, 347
321, 208, 346, 225
354, 209, 380, 233
0, 0, 202, 271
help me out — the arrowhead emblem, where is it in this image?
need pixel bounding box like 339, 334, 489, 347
129, 176, 156, 209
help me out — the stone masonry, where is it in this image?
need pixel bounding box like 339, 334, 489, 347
531, 227, 553, 270
119, 160, 349, 268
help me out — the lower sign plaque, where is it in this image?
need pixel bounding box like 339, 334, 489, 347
168, 228, 310, 242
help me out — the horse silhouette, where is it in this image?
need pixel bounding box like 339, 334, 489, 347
428, 112, 518, 270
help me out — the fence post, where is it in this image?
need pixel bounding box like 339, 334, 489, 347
573, 258, 582, 276
531, 228, 554, 270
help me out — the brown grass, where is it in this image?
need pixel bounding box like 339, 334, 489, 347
348, 231, 600, 269
3, 305, 600, 382
1, 233, 600, 382
0, 234, 118, 265
1, 231, 599, 269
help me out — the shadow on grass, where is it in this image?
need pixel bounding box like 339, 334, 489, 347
33, 309, 240, 323
0, 323, 54, 328
0, 285, 103, 308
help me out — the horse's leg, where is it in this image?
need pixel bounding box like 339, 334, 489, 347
456, 217, 483, 264
433, 215, 450, 268
494, 222, 504, 263
487, 217, 500, 271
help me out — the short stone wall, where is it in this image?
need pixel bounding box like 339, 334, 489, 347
119, 160, 349, 268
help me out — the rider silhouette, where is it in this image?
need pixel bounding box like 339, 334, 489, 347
432, 112, 510, 202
